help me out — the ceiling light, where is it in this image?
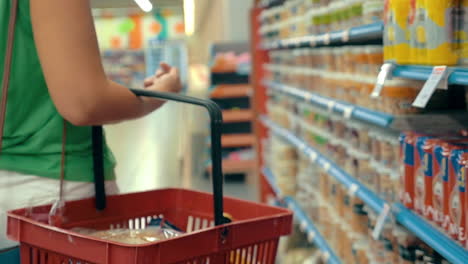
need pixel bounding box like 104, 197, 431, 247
134, 0, 153, 12
184, 0, 195, 35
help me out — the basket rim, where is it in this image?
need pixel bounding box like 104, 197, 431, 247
7, 188, 292, 248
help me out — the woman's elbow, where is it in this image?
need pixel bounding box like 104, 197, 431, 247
55, 99, 101, 126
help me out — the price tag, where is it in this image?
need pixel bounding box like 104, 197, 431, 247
321, 251, 330, 262
323, 162, 331, 172
342, 29, 350, 42
323, 33, 331, 45
412, 66, 448, 108
372, 203, 391, 240
300, 220, 307, 231
307, 231, 316, 243
343, 106, 354, 119
327, 101, 336, 112
303, 92, 312, 102
348, 183, 359, 197
308, 151, 318, 162
371, 63, 395, 98
310, 36, 316, 47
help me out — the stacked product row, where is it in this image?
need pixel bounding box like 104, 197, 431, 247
259, 0, 383, 42
267, 45, 466, 115
265, 135, 451, 263
268, 94, 401, 204
268, 90, 468, 252
401, 133, 468, 249
384, 0, 468, 66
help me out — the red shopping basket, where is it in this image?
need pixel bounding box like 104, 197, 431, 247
7, 90, 293, 264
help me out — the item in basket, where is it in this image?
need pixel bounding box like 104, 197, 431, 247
72, 223, 184, 245
448, 150, 468, 243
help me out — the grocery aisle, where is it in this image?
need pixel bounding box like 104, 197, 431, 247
253, 0, 468, 263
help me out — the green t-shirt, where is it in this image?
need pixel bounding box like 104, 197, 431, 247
0, 0, 116, 182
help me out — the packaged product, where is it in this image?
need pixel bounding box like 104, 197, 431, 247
394, 227, 419, 264
425, 0, 459, 65
434, 142, 454, 226
384, 0, 412, 64
71, 218, 184, 245
448, 149, 468, 243
378, 79, 421, 115
363, 0, 385, 25
458, 0, 468, 65
409, 0, 428, 64
414, 136, 433, 214
401, 132, 418, 209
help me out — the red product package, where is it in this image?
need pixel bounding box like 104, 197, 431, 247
421, 138, 440, 220
426, 138, 468, 222
446, 148, 468, 241
414, 136, 434, 215
400, 133, 416, 209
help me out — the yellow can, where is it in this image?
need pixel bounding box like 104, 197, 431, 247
409, 0, 428, 64
458, 0, 468, 65
425, 0, 458, 65
384, 0, 412, 64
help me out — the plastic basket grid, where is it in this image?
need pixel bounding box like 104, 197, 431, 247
8, 189, 292, 264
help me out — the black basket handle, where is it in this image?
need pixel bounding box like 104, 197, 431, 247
130, 89, 229, 226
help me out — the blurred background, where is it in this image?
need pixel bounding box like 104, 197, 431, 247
95, 0, 258, 200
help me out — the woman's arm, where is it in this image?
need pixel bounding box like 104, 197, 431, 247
30, 0, 180, 126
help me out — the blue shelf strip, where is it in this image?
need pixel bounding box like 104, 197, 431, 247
262, 117, 468, 264
265, 80, 394, 128
393, 65, 468, 86
262, 167, 341, 264
262, 22, 383, 50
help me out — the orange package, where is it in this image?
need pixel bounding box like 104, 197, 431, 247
414, 136, 434, 214
448, 150, 468, 243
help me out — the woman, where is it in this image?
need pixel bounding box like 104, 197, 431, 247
0, 0, 182, 255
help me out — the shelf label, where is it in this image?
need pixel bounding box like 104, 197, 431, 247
300, 220, 307, 231
327, 101, 336, 112
371, 63, 395, 98
348, 183, 359, 197
412, 66, 448, 108
323, 162, 331, 172
321, 251, 330, 262
323, 33, 331, 45
307, 231, 316, 243
342, 29, 350, 42
343, 106, 354, 119
309, 36, 316, 47
372, 203, 391, 240
308, 151, 318, 162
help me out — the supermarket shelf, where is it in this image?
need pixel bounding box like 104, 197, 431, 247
262, 117, 385, 213
207, 159, 255, 173
266, 80, 394, 128
262, 117, 468, 263
262, 167, 284, 198
262, 168, 341, 264
284, 197, 341, 264
262, 22, 383, 50
393, 65, 468, 86
267, 80, 468, 131
221, 134, 255, 148
393, 204, 468, 264
210, 84, 252, 99
222, 109, 254, 123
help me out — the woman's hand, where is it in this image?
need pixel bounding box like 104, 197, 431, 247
141, 62, 183, 109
